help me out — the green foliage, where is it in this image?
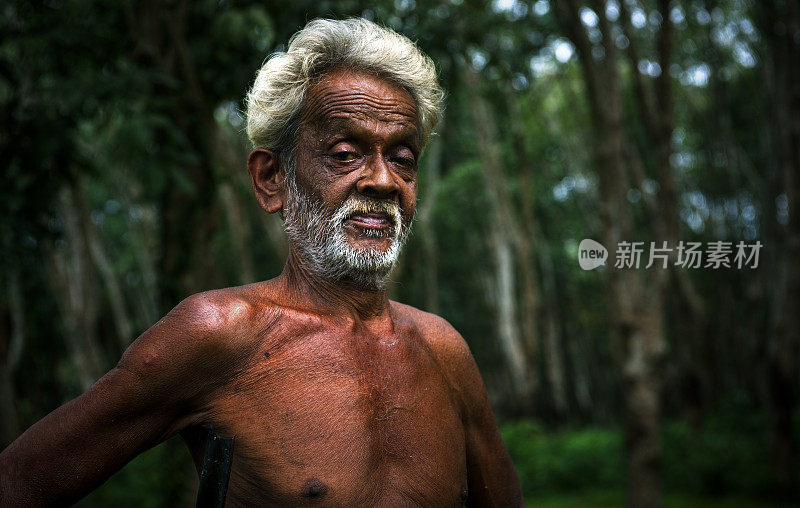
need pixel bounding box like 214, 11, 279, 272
662, 400, 774, 497
527, 491, 795, 508
505, 402, 794, 501
502, 420, 624, 496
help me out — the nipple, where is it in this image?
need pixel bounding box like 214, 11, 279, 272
301, 477, 328, 499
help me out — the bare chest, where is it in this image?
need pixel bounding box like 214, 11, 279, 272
193, 324, 467, 506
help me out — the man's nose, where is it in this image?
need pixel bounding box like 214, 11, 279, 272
356, 154, 399, 198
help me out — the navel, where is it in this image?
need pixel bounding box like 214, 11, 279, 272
301, 477, 328, 499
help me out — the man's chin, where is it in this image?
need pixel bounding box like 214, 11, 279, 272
327, 243, 400, 289
344, 236, 396, 255
325, 259, 394, 290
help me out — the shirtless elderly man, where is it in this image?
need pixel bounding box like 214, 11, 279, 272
0, 18, 523, 506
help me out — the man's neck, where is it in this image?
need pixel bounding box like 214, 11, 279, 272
278, 249, 391, 320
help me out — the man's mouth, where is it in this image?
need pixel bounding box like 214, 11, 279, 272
347, 211, 394, 230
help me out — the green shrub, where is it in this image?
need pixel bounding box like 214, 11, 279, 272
502, 420, 624, 496
503, 403, 785, 501
661, 407, 772, 497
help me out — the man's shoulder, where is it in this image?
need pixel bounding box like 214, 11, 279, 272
119, 282, 278, 379
172, 284, 265, 335
391, 302, 459, 339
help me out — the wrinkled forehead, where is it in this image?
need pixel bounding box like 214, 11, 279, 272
299, 67, 420, 136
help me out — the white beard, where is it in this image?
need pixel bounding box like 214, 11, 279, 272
282, 173, 412, 289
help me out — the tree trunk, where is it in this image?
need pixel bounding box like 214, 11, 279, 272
416, 116, 444, 314
758, 0, 800, 494
50, 186, 107, 391
124, 0, 223, 304
0, 271, 25, 447
219, 183, 256, 285
214, 121, 257, 286
622, 297, 664, 508
74, 180, 134, 352
507, 88, 569, 418
463, 63, 538, 410
490, 228, 532, 403
555, 1, 669, 505
117, 175, 160, 329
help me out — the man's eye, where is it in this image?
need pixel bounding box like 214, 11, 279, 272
332, 152, 358, 162
392, 156, 416, 168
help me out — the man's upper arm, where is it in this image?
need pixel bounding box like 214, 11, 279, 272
421, 313, 524, 507
0, 291, 244, 506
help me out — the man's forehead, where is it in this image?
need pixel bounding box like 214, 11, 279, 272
300, 68, 420, 133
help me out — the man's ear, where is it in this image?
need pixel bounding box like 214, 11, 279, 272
247, 149, 284, 214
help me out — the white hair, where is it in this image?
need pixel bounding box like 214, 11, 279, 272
245, 18, 443, 157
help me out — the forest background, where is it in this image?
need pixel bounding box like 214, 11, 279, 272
2, 0, 799, 506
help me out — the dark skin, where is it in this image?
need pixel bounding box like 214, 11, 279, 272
0, 67, 523, 507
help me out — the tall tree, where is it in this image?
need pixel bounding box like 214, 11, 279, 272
756, 0, 800, 495
554, 1, 678, 505
464, 62, 540, 411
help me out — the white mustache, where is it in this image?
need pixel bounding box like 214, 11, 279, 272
332, 197, 402, 235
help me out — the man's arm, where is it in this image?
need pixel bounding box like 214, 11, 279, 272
419, 312, 524, 507
0, 291, 248, 506
458, 345, 524, 507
